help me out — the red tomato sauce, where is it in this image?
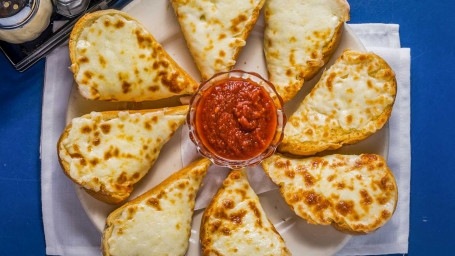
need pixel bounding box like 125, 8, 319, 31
195, 78, 277, 160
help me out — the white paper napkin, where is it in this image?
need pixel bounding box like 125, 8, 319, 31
41, 23, 410, 256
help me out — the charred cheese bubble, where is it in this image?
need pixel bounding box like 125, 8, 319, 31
70, 10, 198, 101
264, 0, 350, 102
58, 106, 188, 204
102, 158, 211, 256
201, 169, 291, 256
170, 0, 265, 80
279, 50, 397, 156
262, 154, 397, 234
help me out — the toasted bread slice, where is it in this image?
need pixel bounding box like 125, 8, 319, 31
264, 0, 350, 102
69, 9, 198, 101
57, 105, 188, 204
201, 169, 291, 256
278, 50, 397, 156
170, 0, 265, 80
102, 158, 211, 256
262, 153, 397, 234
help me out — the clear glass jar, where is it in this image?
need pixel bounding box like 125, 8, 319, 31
188, 70, 286, 169
0, 0, 52, 44
53, 0, 90, 18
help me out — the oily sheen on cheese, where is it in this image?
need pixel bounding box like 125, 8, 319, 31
70, 10, 197, 101
102, 158, 211, 256
170, 0, 265, 80
58, 106, 188, 204
279, 50, 397, 156
201, 169, 291, 256
262, 154, 397, 234
264, 0, 350, 102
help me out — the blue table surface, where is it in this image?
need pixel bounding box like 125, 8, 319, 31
1, 0, 454, 255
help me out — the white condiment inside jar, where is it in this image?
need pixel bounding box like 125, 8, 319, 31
0, 0, 52, 44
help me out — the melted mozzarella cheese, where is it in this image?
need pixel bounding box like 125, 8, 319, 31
59, 109, 186, 194
264, 0, 349, 102
262, 154, 397, 233
74, 13, 197, 101
107, 159, 209, 256
280, 50, 396, 155
201, 169, 291, 256
170, 0, 264, 80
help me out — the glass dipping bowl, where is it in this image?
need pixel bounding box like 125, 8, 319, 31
187, 70, 286, 169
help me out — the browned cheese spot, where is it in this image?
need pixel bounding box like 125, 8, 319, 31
148, 86, 159, 92
230, 14, 247, 33
302, 171, 315, 187
117, 172, 128, 184
336, 200, 354, 216
326, 72, 337, 91
79, 158, 87, 166
381, 210, 391, 219
89, 158, 99, 166
114, 20, 125, 29
134, 30, 153, 49
230, 210, 247, 225
222, 199, 235, 209
219, 50, 226, 57
285, 170, 295, 179
98, 55, 106, 68
367, 80, 373, 89
158, 71, 182, 93
83, 71, 94, 80
218, 33, 226, 40
146, 197, 162, 211
81, 125, 91, 133
103, 19, 110, 27
78, 56, 89, 64
122, 81, 132, 94
346, 115, 353, 124
100, 124, 111, 134
327, 174, 337, 182
144, 121, 152, 130
221, 227, 231, 235
209, 220, 221, 233
360, 189, 373, 205
248, 201, 262, 227
286, 69, 293, 77
132, 172, 140, 180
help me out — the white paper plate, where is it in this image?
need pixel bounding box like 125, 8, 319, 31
67, 0, 389, 255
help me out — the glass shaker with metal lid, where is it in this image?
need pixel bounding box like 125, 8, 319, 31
0, 0, 52, 44
53, 0, 90, 18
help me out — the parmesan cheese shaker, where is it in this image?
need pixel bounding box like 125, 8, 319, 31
0, 0, 52, 44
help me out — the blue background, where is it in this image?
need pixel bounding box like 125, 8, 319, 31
1, 0, 454, 255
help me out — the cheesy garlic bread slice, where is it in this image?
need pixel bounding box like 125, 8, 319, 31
170, 0, 265, 80
279, 50, 397, 156
69, 10, 198, 101
201, 169, 291, 256
102, 158, 211, 256
57, 105, 188, 204
262, 154, 397, 234
264, 0, 350, 102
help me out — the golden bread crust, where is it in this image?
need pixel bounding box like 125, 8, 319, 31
200, 169, 291, 256
262, 153, 398, 234
57, 105, 189, 204
69, 9, 197, 101
170, 0, 265, 80
264, 0, 350, 102
278, 50, 397, 156
102, 158, 211, 256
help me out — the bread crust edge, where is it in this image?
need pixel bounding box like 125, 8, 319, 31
57, 105, 189, 205
101, 157, 211, 256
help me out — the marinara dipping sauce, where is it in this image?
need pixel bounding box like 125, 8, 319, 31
190, 71, 285, 165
